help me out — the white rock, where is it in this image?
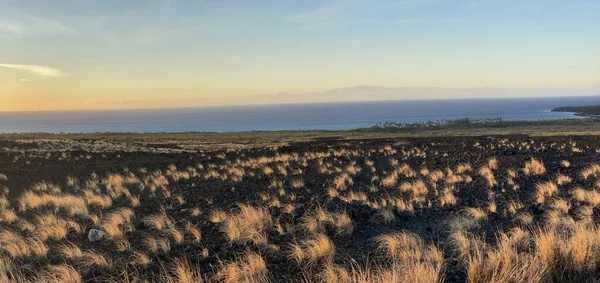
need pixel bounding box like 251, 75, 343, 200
88, 229, 106, 242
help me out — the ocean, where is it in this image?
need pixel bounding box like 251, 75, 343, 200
1, 96, 599, 133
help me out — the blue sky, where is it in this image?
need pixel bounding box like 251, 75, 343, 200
1, 0, 599, 110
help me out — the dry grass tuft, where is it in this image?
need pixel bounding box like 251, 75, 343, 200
581, 164, 600, 180
523, 158, 546, 176
99, 208, 135, 237
463, 207, 488, 222
464, 231, 548, 283
184, 222, 202, 243
319, 232, 445, 283
301, 207, 354, 236
160, 257, 204, 283
142, 212, 172, 230
214, 252, 269, 283
289, 233, 335, 265
18, 191, 88, 216
571, 187, 600, 207
220, 204, 273, 245
535, 181, 558, 204
131, 251, 152, 267
37, 265, 82, 283
555, 174, 572, 186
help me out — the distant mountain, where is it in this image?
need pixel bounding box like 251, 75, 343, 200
247, 86, 598, 105
50, 85, 600, 111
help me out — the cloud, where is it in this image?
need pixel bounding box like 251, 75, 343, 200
0, 64, 69, 78
0, 14, 75, 39
18, 78, 32, 82
284, 0, 439, 30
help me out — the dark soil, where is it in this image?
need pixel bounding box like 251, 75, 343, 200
2, 135, 600, 282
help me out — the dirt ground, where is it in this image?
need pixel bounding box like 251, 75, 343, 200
2, 135, 600, 282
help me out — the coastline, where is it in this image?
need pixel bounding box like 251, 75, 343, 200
552, 105, 600, 117
1, 117, 600, 142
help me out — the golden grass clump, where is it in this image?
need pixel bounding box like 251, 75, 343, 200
375, 232, 441, 261
478, 167, 497, 188
534, 181, 558, 204
555, 174, 572, 186
523, 158, 546, 176
371, 207, 395, 224
17, 191, 88, 216
0, 208, 18, 223
581, 164, 600, 180
220, 204, 273, 245
57, 243, 112, 270
289, 233, 335, 265
190, 207, 201, 217
214, 252, 269, 283
301, 207, 354, 236
333, 173, 354, 190
0, 230, 31, 259
209, 209, 228, 223
131, 251, 152, 267
110, 236, 130, 252
76, 250, 112, 270
37, 265, 82, 283
327, 232, 445, 283
380, 172, 398, 188
32, 214, 82, 241
427, 169, 445, 183
320, 257, 444, 283
464, 231, 548, 283
57, 243, 83, 260
290, 178, 305, 188
184, 222, 202, 243
164, 227, 185, 244
399, 180, 428, 197
450, 224, 600, 282
82, 189, 112, 209
531, 225, 600, 281
571, 187, 600, 207
160, 258, 204, 283
549, 198, 570, 214
99, 207, 135, 237
262, 166, 274, 176
438, 187, 457, 207
142, 212, 172, 230
504, 200, 523, 216
487, 158, 498, 170
455, 163, 472, 174
463, 207, 488, 222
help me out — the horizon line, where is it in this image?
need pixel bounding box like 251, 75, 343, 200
1, 94, 599, 114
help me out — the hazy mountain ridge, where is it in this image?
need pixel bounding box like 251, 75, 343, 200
8, 85, 600, 112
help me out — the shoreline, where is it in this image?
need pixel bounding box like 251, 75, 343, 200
1, 117, 600, 141
552, 105, 600, 117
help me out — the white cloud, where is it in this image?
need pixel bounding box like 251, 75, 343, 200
0, 64, 69, 78
0, 14, 75, 39
284, 0, 439, 30
284, 0, 363, 30
18, 78, 32, 82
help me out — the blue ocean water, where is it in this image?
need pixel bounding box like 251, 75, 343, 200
0, 96, 599, 133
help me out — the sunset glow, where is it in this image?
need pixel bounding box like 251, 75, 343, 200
1, 0, 599, 111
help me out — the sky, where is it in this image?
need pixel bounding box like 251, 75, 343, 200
1, 0, 599, 111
